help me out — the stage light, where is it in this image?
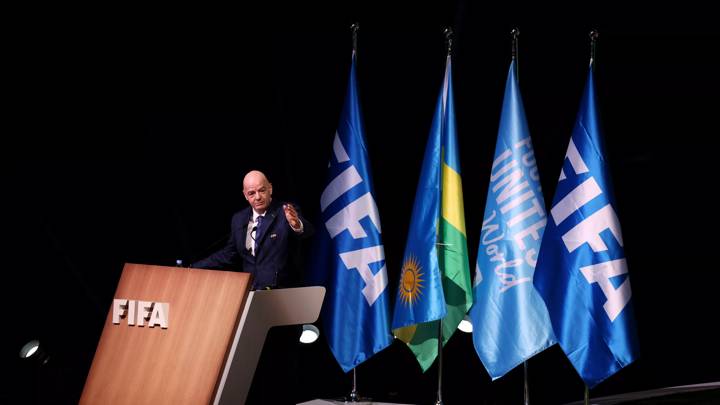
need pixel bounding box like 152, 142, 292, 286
299, 324, 320, 344
19, 339, 50, 365
457, 315, 473, 333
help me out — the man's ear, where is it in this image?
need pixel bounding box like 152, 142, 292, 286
268, 183, 273, 195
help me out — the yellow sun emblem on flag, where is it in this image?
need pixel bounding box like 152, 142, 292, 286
399, 255, 424, 306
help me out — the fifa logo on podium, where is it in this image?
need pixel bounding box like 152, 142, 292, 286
112, 299, 169, 329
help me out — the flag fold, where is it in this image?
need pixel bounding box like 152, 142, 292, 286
311, 50, 393, 372
534, 67, 639, 388
469, 61, 556, 380
391, 56, 473, 372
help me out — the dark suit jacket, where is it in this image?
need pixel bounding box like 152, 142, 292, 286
193, 200, 314, 289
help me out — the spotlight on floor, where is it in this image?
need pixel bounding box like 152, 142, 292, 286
457, 315, 473, 333
299, 324, 320, 344
19, 339, 50, 365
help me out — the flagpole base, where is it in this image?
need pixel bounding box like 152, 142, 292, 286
345, 392, 371, 403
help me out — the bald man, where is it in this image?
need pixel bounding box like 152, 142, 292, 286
193, 170, 314, 290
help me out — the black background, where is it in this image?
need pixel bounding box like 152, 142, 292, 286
3, 2, 719, 404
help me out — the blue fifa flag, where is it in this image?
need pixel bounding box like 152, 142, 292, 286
469, 61, 556, 380
310, 50, 392, 372
534, 68, 639, 388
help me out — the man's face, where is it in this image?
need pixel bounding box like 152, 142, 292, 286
243, 176, 272, 213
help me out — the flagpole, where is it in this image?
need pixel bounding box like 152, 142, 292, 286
511, 26, 532, 405
523, 361, 530, 405
511, 27, 519, 79
583, 32, 599, 405
346, 22, 364, 404
589, 29, 599, 68
435, 319, 444, 405
434, 28, 454, 405
351, 22, 359, 54
444, 27, 453, 56
348, 368, 359, 402
585, 35, 597, 404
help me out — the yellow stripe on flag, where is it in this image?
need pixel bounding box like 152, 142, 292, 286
394, 324, 417, 344
441, 162, 466, 236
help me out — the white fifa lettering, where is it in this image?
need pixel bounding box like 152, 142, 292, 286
580, 258, 631, 321
325, 192, 382, 238
339, 246, 388, 305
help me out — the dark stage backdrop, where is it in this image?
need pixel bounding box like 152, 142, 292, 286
3, 3, 719, 404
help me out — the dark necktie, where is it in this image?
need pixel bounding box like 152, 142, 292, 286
254, 215, 264, 251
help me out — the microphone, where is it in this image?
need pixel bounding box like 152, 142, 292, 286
260, 272, 279, 291
246, 224, 257, 253
186, 231, 231, 268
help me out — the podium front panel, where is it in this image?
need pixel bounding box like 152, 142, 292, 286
80, 263, 250, 405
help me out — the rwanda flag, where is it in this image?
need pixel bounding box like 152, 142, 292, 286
391, 55, 473, 372
310, 50, 393, 372
534, 67, 639, 388
469, 60, 556, 380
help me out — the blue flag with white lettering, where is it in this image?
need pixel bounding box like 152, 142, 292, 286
469, 61, 556, 380
310, 50, 392, 372
534, 67, 639, 388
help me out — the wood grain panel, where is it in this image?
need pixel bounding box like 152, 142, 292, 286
80, 264, 250, 405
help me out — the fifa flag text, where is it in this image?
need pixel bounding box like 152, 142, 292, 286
551, 139, 630, 321
320, 134, 387, 306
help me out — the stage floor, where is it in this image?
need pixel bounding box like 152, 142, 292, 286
564, 381, 720, 405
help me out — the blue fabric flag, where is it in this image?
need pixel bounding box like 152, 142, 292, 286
469, 61, 556, 380
391, 56, 473, 372
309, 50, 392, 372
534, 67, 639, 388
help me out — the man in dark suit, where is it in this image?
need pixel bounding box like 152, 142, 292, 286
193, 170, 313, 290
194, 170, 315, 404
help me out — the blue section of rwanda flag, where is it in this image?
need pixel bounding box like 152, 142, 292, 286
470, 61, 556, 380
390, 69, 446, 332
310, 50, 392, 372
391, 56, 473, 372
534, 67, 639, 388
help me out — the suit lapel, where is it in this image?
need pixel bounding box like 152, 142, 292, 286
239, 210, 253, 253
256, 203, 279, 248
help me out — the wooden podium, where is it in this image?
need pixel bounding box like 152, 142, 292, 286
80, 263, 325, 405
